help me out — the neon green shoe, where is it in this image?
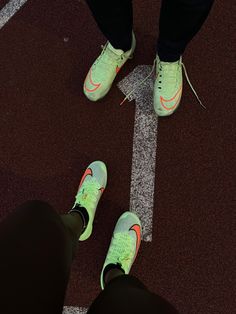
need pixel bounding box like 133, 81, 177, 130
100, 211, 142, 290
119, 54, 205, 111
153, 55, 183, 116
83, 32, 136, 101
70, 161, 107, 241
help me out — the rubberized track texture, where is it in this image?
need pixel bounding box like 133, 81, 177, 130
0, 0, 235, 313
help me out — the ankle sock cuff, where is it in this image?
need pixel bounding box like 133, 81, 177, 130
104, 263, 125, 278
69, 205, 89, 230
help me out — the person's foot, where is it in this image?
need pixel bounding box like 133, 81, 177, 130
69, 161, 107, 241
83, 32, 136, 101
153, 55, 183, 117
100, 211, 142, 290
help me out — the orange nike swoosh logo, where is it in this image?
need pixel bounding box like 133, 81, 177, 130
160, 85, 182, 111
79, 168, 93, 189
84, 69, 101, 93
99, 187, 105, 194
116, 65, 121, 74
130, 224, 141, 260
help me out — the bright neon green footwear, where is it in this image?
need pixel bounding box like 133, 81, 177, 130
70, 161, 107, 241
100, 211, 142, 290
153, 55, 183, 117
119, 54, 205, 111
83, 32, 136, 101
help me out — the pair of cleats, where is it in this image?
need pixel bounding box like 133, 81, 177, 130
69, 161, 141, 290
83, 31, 183, 117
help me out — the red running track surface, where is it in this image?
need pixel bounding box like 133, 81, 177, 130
0, 0, 235, 313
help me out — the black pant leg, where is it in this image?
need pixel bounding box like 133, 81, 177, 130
87, 275, 179, 314
86, 0, 133, 51
0, 200, 76, 314
157, 0, 215, 61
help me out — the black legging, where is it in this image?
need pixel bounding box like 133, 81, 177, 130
86, 0, 214, 61
0, 200, 179, 314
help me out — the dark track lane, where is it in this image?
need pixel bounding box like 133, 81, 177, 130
0, 0, 235, 313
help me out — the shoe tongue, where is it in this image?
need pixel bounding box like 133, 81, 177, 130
107, 43, 124, 56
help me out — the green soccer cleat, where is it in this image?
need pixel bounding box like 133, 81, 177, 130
83, 32, 136, 101
100, 211, 142, 290
153, 55, 183, 117
70, 161, 107, 241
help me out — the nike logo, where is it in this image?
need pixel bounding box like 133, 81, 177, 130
160, 85, 182, 111
79, 168, 105, 195
129, 224, 141, 260
84, 69, 101, 93
99, 187, 105, 194
79, 168, 93, 190
116, 65, 121, 74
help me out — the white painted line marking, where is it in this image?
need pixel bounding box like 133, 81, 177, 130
63, 306, 87, 314
118, 65, 158, 242
0, 0, 28, 30
0, 2, 156, 307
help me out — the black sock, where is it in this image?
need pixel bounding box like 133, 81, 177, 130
103, 263, 125, 282
70, 205, 89, 230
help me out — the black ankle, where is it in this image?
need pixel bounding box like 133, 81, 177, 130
103, 263, 125, 285
70, 205, 89, 230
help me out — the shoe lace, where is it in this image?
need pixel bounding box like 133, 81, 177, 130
160, 61, 179, 82
119, 56, 206, 110
75, 178, 100, 210
181, 62, 206, 109
108, 232, 135, 269
119, 58, 157, 106
93, 43, 125, 67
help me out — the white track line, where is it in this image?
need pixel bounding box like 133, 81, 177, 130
0, 2, 156, 309
118, 65, 158, 242
0, 0, 28, 29
63, 306, 87, 314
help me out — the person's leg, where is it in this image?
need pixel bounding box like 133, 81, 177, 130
0, 161, 107, 314
87, 211, 179, 314
83, 1, 135, 101
88, 275, 179, 314
86, 0, 133, 51
153, 0, 214, 117
0, 200, 85, 314
157, 0, 215, 61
